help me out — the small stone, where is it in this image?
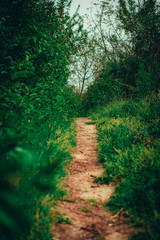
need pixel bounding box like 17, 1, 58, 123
108, 223, 113, 227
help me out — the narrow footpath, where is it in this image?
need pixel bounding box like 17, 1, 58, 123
53, 118, 136, 240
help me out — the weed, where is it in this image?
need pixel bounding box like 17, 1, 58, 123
81, 208, 92, 213
86, 199, 99, 207
85, 121, 96, 125
96, 236, 103, 240
56, 216, 72, 225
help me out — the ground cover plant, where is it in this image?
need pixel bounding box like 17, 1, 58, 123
91, 95, 160, 239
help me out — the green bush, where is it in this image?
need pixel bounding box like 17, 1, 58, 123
91, 95, 160, 239
0, 0, 82, 239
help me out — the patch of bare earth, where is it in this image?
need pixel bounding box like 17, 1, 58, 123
52, 118, 137, 240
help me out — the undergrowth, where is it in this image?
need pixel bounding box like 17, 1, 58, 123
0, 0, 84, 238
91, 94, 160, 240
0, 118, 76, 240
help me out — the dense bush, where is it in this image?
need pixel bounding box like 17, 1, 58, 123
0, 0, 82, 239
81, 55, 160, 113
91, 95, 160, 239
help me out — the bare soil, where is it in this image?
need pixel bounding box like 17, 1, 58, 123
52, 118, 137, 240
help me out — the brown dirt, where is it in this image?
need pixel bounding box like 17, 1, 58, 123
52, 118, 137, 240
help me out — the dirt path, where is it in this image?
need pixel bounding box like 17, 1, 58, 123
52, 118, 136, 240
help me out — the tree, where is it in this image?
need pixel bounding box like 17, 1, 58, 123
69, 39, 104, 95
117, 0, 160, 94
70, 0, 134, 95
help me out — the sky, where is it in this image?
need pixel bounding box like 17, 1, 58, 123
68, 0, 96, 89
69, 0, 94, 18
68, 0, 119, 90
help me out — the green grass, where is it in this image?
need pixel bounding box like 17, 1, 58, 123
0, 119, 76, 240
81, 208, 92, 213
56, 216, 72, 225
85, 121, 96, 125
91, 94, 160, 240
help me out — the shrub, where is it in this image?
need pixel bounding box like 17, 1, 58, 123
0, 0, 81, 239
91, 95, 160, 239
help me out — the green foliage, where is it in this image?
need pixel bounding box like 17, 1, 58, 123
81, 54, 160, 113
0, 120, 76, 240
91, 95, 160, 239
0, 0, 82, 239
117, 0, 160, 62
56, 216, 72, 224
80, 208, 92, 213
79, 1, 160, 239
135, 60, 160, 96
81, 0, 160, 112
117, 0, 160, 96
81, 65, 123, 114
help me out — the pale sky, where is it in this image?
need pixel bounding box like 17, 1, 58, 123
70, 0, 94, 17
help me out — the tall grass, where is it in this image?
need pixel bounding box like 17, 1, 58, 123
91, 94, 160, 239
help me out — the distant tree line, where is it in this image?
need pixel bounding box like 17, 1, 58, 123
79, 0, 160, 110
